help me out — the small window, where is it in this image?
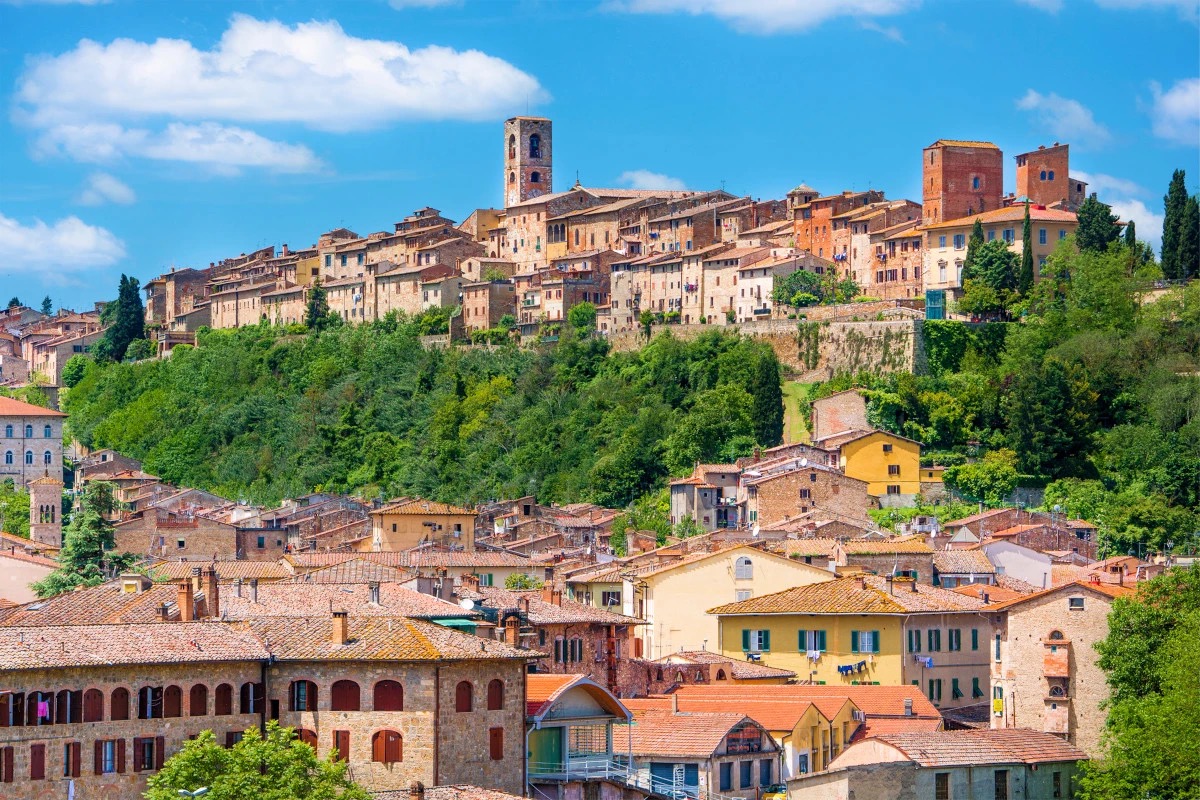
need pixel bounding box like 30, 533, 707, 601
1068, 597, 1085, 610
935, 772, 950, 800
43, 450, 51, 465
330, 680, 360, 711
1047, 171, 1055, 181
530, 171, 540, 184
487, 679, 504, 711
995, 769, 1009, 799
888, 464, 900, 476
43, 425, 51, 438
371, 730, 402, 764
24, 451, 32, 465
489, 727, 504, 760
455, 681, 473, 712
24, 425, 32, 438
734, 556, 753, 580
289, 680, 317, 712
1039, 228, 1047, 245
972, 176, 980, 190
214, 684, 233, 716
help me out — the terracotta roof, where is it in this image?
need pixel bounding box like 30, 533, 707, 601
0, 622, 267, 670
841, 539, 934, 555
923, 205, 1078, 232
461, 586, 642, 626
869, 729, 1087, 766
291, 559, 413, 584
932, 549, 995, 574
708, 575, 982, 616
625, 709, 762, 758
996, 574, 1041, 594
371, 498, 473, 516
929, 139, 1000, 150
220, 583, 477, 620
0, 396, 65, 417
986, 580, 1136, 612
675, 684, 939, 720
660, 650, 796, 680
627, 696, 813, 733
286, 551, 533, 569
526, 673, 576, 717
151, 560, 294, 582
0, 582, 188, 626
242, 616, 530, 662
943, 508, 1020, 528
949, 583, 1027, 603
0, 548, 58, 568
856, 717, 943, 740
767, 538, 841, 559
992, 524, 1045, 537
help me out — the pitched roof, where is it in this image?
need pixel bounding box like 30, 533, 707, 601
461, 586, 642, 626
625, 709, 760, 758
660, 650, 796, 680
0, 582, 187, 626
0, 622, 268, 670
371, 498, 473, 516
708, 575, 983, 616
932, 549, 995, 574
841, 538, 934, 555
291, 559, 413, 584
220, 582, 476, 620
0, 396, 66, 417
150, 560, 294, 582
625, 696, 814, 733
286, 551, 533, 569
674, 684, 939, 720
929, 139, 1000, 150
986, 579, 1136, 612
949, 583, 1028, 603
922, 204, 1078, 232
526, 673, 630, 722
870, 729, 1087, 766
241, 616, 530, 662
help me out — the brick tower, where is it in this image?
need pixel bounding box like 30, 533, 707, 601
922, 139, 1004, 225
29, 471, 63, 548
504, 116, 552, 208
1015, 143, 1087, 210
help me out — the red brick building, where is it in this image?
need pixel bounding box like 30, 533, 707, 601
922, 140, 1003, 225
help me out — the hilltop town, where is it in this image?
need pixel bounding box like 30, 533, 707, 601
0, 115, 1196, 800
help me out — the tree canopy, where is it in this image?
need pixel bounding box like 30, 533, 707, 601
1076, 193, 1120, 253
32, 481, 137, 598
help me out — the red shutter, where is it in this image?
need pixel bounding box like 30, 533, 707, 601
70, 741, 81, 777
94, 740, 104, 775
387, 732, 401, 764
334, 730, 350, 762
489, 727, 503, 760
2, 746, 13, 782
154, 736, 165, 771
30, 743, 45, 780
371, 732, 385, 763
116, 739, 126, 773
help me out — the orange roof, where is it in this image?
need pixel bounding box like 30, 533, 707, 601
841, 538, 934, 555
856, 716, 942, 739
626, 709, 766, 758
929, 139, 1000, 150
923, 205, 1077, 232
623, 696, 815, 733
992, 524, 1045, 537
708, 575, 982, 615
675, 684, 940, 720
986, 579, 1136, 611
950, 583, 1027, 603
0, 396, 65, 417
870, 728, 1086, 766
526, 674, 630, 722
370, 498, 473, 516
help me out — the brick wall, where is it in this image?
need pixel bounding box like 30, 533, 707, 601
113, 514, 240, 561
750, 468, 874, 526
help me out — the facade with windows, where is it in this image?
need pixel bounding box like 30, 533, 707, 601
0, 396, 65, 489
525, 674, 631, 789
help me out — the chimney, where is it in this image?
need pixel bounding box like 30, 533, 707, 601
191, 566, 202, 593
504, 615, 520, 647
368, 581, 381, 605
249, 578, 259, 604
904, 698, 913, 716
886, 575, 894, 595
177, 581, 194, 622
982, 591, 990, 604
234, 578, 242, 598
203, 567, 219, 619
281, 243, 289, 256
544, 566, 555, 584
671, 693, 679, 714
460, 573, 480, 593
542, 585, 556, 605
518, 597, 530, 614
911, 578, 919, 592
410, 782, 425, 800
856, 576, 866, 591
158, 602, 171, 622
332, 610, 349, 646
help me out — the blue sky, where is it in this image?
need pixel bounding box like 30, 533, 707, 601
1, 0, 1197, 310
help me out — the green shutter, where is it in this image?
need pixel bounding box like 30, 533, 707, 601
872, 631, 881, 653
971, 628, 979, 651
762, 630, 771, 652
851, 630, 860, 653
798, 629, 808, 651
742, 629, 750, 651
818, 630, 827, 652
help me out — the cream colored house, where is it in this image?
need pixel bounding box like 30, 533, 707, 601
364, 498, 476, 551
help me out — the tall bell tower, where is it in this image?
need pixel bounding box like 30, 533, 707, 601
504, 117, 552, 208
29, 472, 63, 548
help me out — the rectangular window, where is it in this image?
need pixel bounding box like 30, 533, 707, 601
928, 678, 942, 703
949, 629, 961, 651
256, 535, 265, 548
952, 678, 963, 699
1059, 229, 1068, 240
973, 677, 984, 698
478, 573, 494, 587
719, 762, 733, 791
852, 630, 879, 653
971, 628, 979, 651
760, 759, 772, 786
928, 629, 941, 652
886, 485, 901, 495
742, 629, 771, 652
987, 229, 995, 241
935, 772, 950, 800
908, 629, 921, 653
994, 769, 1009, 799
736, 590, 752, 602
63, 742, 80, 778
882, 443, 893, 453
601, 590, 621, 607
1053, 771, 1063, 798
888, 464, 900, 476
938, 235, 947, 248
324, 255, 332, 267
1039, 228, 1047, 245
1068, 597, 1085, 610
489, 727, 503, 760
740, 760, 752, 789
799, 629, 827, 652
953, 234, 965, 249
995, 634, 1002, 661
1003, 229, 1014, 243
333, 731, 350, 763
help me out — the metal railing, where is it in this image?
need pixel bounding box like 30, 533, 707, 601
527, 758, 745, 800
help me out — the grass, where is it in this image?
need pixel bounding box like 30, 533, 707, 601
782, 381, 814, 444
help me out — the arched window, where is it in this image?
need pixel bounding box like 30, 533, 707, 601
509, 172, 516, 185
24, 425, 32, 438
4, 425, 11, 437
55, 689, 81, 723
1049, 685, 1065, 697
655, 668, 664, 682
374, 680, 403, 712
290, 680, 318, 712
43, 450, 51, 465
214, 684, 233, 716
189, 685, 207, 716
239, 682, 263, 714
1048, 170, 1055, 180
138, 686, 163, 719
24, 451, 33, 465
330, 680, 360, 712
530, 171, 541, 184
508, 134, 516, 159
371, 730, 403, 764
1049, 630, 1064, 640
455, 681, 473, 712
27, 690, 52, 725
716, 669, 727, 681
1040, 170, 1047, 180
676, 671, 685, 683
529, 134, 541, 159
735, 556, 753, 580
487, 679, 504, 711
83, 689, 104, 722
296, 728, 318, 749
43, 425, 51, 438
110, 688, 130, 721
3, 452, 10, 465
163, 685, 182, 718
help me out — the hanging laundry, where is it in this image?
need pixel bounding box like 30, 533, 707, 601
37, 700, 49, 719
807, 650, 822, 661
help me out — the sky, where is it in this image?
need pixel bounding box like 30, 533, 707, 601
0, 0, 1197, 310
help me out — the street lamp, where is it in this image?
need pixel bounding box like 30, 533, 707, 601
178, 790, 209, 798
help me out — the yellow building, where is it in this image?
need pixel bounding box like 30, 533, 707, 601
817, 429, 931, 498
363, 498, 476, 552
575, 544, 835, 660
709, 575, 991, 709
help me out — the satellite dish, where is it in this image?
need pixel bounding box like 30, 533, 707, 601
459, 599, 476, 611
799, 458, 808, 467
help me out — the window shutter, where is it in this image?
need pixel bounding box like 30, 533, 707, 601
798, 629, 808, 650
762, 630, 770, 652
972, 628, 979, 651
71, 741, 81, 777
372, 732, 386, 763
94, 741, 104, 775
30, 743, 45, 780
2, 746, 12, 782
818, 630, 827, 651
742, 629, 750, 651
489, 727, 503, 760
851, 631, 859, 653
154, 737, 165, 771
872, 631, 881, 653
334, 730, 350, 762
116, 739, 126, 773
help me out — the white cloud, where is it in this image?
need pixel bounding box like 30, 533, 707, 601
15, 14, 546, 171
859, 19, 906, 41
0, 213, 126, 276
1149, 78, 1200, 146
618, 170, 688, 191
1016, 89, 1112, 148
77, 172, 135, 206
612, 0, 918, 34
1072, 172, 1166, 253
1072, 170, 1146, 198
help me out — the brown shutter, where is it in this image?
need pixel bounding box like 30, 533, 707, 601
371, 732, 385, 763
2, 746, 13, 782
94, 740, 104, 775
154, 736, 165, 770
489, 727, 503, 760
30, 743, 45, 780
71, 741, 81, 777
333, 730, 349, 762
116, 739, 126, 773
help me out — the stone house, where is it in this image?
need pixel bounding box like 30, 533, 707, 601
0, 396, 65, 490
835, 538, 935, 582
931, 549, 995, 589
461, 280, 515, 334
742, 461, 874, 528
669, 463, 742, 531
989, 579, 1135, 757
922, 139, 1004, 226
678, 243, 733, 325
699, 247, 770, 324
867, 221, 925, 300
810, 390, 868, 442
734, 249, 834, 323
792, 190, 886, 261
143, 267, 213, 329
260, 283, 307, 326
366, 499, 476, 552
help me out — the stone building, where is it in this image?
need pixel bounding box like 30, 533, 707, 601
0, 396, 65, 490
504, 116, 553, 208
1014, 143, 1088, 210
792, 190, 886, 261
461, 280, 516, 334
989, 579, 1134, 756
734, 250, 834, 323
866, 221, 925, 299
921, 140, 1004, 226
742, 461, 874, 527
810, 390, 868, 442
28, 472, 63, 548
366, 499, 476, 552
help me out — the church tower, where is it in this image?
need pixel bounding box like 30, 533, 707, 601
29, 472, 63, 548
504, 117, 552, 208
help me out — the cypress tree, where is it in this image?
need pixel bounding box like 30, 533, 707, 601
1161, 169, 1187, 278
304, 279, 330, 330
1124, 219, 1137, 249
1019, 201, 1035, 295
1076, 194, 1119, 253
40, 295, 52, 316
1179, 195, 1199, 280
962, 218, 985, 280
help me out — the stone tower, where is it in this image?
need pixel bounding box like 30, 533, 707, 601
29, 472, 63, 548
504, 116, 552, 208
922, 139, 1004, 225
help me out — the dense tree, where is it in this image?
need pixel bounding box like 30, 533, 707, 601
567, 301, 597, 332
1160, 169, 1188, 279
609, 488, 671, 554
40, 295, 52, 316
1123, 219, 1136, 249
305, 279, 330, 330
1179, 194, 1199, 279
943, 449, 1018, 505
94, 274, 145, 362
0, 480, 30, 538
126, 338, 154, 361
505, 573, 543, 589
772, 269, 858, 307
749, 353, 784, 446
6, 297, 19, 309
1076, 193, 1120, 253
145, 722, 369, 800
962, 218, 985, 280
31, 482, 137, 597
61, 354, 90, 389
1018, 202, 1034, 295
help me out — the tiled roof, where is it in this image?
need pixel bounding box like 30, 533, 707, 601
242, 616, 530, 662
841, 538, 934, 555
526, 674, 577, 717
286, 551, 533, 569
461, 586, 642, 626
986, 580, 1136, 612
855, 716, 943, 740
932, 549, 995, 574
922, 205, 1078, 232
220, 583, 477, 620
0, 548, 58, 568
930, 139, 1000, 149
150, 560, 294, 582
943, 508, 1018, 528
626, 696, 813, 733
675, 684, 939, 720
949, 583, 1027, 603
0, 582, 187, 626
371, 498, 473, 516
0, 396, 66, 417
996, 574, 1041, 594
625, 709, 757, 758
662, 650, 796, 680
291, 559, 413, 584
708, 575, 982, 616
992, 524, 1046, 537
0, 622, 268, 670
871, 729, 1087, 766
